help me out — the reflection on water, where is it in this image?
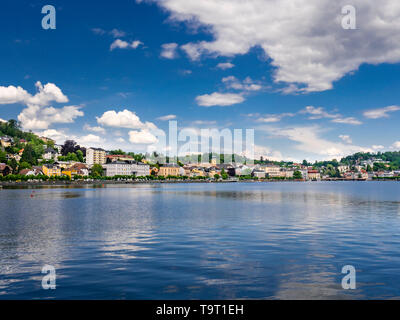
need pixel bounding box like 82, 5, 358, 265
0, 182, 400, 299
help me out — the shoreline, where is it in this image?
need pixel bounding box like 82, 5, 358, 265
0, 179, 398, 188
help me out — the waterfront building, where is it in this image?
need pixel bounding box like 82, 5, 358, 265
86, 148, 106, 166
104, 162, 150, 177
42, 164, 62, 177
308, 170, 321, 180
252, 169, 266, 179
158, 164, 180, 177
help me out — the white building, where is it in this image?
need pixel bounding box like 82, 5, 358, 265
104, 162, 150, 177
86, 148, 106, 166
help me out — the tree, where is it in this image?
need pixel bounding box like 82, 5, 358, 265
110, 149, 126, 155
293, 170, 303, 180
61, 140, 77, 156
366, 164, 373, 172
7, 158, 18, 173
214, 174, 220, 180
0, 150, 6, 163
19, 161, 32, 171
21, 144, 36, 165
91, 164, 103, 177
76, 150, 84, 163
302, 160, 308, 166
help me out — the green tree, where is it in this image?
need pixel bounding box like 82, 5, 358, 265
214, 174, 220, 180
0, 150, 6, 163
293, 170, 303, 180
7, 158, 18, 172
76, 150, 84, 163
21, 144, 36, 165
91, 164, 103, 177
19, 161, 32, 171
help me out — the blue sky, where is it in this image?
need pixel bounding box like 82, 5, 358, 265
1, 0, 400, 161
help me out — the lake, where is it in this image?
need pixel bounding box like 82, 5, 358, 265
0, 182, 400, 299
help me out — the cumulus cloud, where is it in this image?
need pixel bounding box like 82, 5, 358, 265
196, 92, 244, 107
129, 130, 159, 144
83, 124, 106, 134
254, 113, 295, 123
0, 85, 30, 105
148, 0, 400, 93
18, 105, 84, 130
96, 109, 157, 130
157, 114, 177, 121
0, 81, 83, 130
217, 62, 235, 70
161, 43, 179, 59
78, 134, 104, 146
110, 39, 143, 51
363, 105, 400, 119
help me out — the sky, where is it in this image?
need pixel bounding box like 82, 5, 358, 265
1, 0, 400, 162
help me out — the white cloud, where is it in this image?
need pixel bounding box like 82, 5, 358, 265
129, 130, 159, 144
301, 106, 362, 125
27, 82, 69, 107
0, 118, 7, 123
196, 92, 245, 107
363, 105, 400, 119
83, 124, 106, 134
0, 81, 82, 130
157, 114, 177, 121
266, 125, 372, 160
109, 29, 126, 38
91, 28, 106, 35
97, 109, 157, 130
222, 76, 263, 91
78, 134, 104, 146
161, 43, 179, 59
331, 117, 362, 125
300, 106, 338, 120
0, 85, 30, 105
18, 105, 84, 130
110, 39, 143, 51
150, 0, 400, 93
392, 141, 400, 149
0, 81, 68, 108
372, 145, 385, 151
35, 129, 69, 144
255, 113, 295, 123
339, 135, 352, 144
217, 62, 235, 70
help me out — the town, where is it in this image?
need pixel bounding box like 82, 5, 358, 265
1, 120, 400, 183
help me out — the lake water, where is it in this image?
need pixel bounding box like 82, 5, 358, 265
0, 182, 400, 300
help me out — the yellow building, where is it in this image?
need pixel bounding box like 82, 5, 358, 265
158, 164, 180, 177
42, 165, 62, 177
61, 169, 79, 179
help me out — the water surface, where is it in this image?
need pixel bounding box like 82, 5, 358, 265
1, 182, 400, 299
